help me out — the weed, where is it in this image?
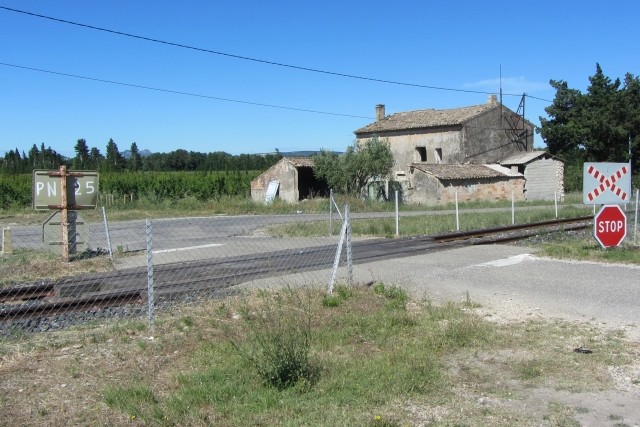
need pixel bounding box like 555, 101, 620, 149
370, 414, 402, 427
226, 287, 319, 390
335, 284, 354, 300
322, 294, 342, 307
104, 384, 158, 420
373, 284, 408, 310
515, 359, 543, 380
462, 290, 481, 308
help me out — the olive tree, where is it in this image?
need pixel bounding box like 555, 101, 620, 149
313, 136, 394, 197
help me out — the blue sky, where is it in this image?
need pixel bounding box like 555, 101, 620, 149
1, 1, 639, 158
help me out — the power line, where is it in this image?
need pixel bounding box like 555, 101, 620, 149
0, 5, 540, 100
0, 62, 371, 120
1, 61, 544, 134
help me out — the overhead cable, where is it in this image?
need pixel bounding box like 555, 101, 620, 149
0, 5, 544, 100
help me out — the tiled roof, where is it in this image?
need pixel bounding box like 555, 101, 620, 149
285, 157, 314, 167
499, 151, 559, 165
484, 164, 524, 177
355, 104, 497, 134
410, 163, 514, 180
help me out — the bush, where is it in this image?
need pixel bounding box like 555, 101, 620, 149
227, 288, 319, 390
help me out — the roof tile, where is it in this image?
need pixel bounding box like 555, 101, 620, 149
355, 104, 497, 134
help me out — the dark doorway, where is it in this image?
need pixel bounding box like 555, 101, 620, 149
297, 166, 329, 200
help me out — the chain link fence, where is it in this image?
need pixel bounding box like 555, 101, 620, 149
0, 202, 357, 336
1, 191, 638, 336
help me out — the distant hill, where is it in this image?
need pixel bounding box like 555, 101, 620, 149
280, 151, 322, 157
122, 149, 153, 159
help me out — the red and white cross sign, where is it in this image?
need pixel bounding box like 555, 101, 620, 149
583, 162, 632, 205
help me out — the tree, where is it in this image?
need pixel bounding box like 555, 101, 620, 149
104, 138, 126, 172
73, 139, 90, 170
88, 147, 103, 169
540, 64, 638, 166
313, 137, 394, 197
128, 142, 142, 171
539, 64, 640, 190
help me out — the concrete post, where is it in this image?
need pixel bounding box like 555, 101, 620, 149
2, 227, 12, 254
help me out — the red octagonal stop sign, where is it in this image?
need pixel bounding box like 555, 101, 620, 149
594, 205, 627, 248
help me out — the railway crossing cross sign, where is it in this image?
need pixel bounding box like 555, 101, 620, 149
594, 205, 627, 248
583, 162, 631, 204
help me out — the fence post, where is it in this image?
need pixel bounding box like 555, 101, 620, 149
346, 205, 353, 285
102, 207, 113, 258
328, 204, 349, 294
395, 190, 399, 236
511, 190, 515, 225
455, 191, 460, 231
554, 191, 558, 219
635, 189, 639, 246
329, 189, 333, 236
1, 227, 12, 255
145, 219, 155, 336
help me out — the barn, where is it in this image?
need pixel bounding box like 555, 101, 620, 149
250, 157, 329, 203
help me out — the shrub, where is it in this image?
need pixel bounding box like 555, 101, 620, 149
227, 288, 319, 390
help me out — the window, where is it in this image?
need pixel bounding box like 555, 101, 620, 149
416, 146, 427, 162
435, 148, 443, 164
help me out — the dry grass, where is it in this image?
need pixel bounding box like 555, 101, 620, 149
1, 286, 639, 426
0, 248, 116, 286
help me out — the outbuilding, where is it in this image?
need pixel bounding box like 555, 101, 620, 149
250, 157, 329, 203
406, 163, 525, 204
499, 151, 564, 201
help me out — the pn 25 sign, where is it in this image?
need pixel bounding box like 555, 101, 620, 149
32, 170, 100, 210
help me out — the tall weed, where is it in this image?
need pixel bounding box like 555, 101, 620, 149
226, 287, 319, 390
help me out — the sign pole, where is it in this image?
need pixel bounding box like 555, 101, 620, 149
60, 165, 70, 262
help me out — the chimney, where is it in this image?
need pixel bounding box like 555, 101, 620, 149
487, 94, 498, 105
375, 104, 385, 121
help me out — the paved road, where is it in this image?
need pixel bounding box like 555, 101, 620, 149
5, 204, 579, 254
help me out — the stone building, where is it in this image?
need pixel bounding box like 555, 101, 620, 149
250, 157, 328, 203
353, 96, 557, 203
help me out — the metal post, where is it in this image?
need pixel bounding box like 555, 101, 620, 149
635, 189, 639, 246
346, 205, 353, 285
554, 191, 558, 219
328, 205, 348, 294
145, 219, 155, 336
102, 207, 113, 258
455, 191, 460, 231
329, 189, 333, 236
511, 190, 515, 225
395, 190, 399, 236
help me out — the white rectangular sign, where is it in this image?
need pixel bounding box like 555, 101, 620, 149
582, 162, 631, 205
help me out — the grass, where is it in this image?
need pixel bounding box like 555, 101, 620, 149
0, 192, 588, 226
0, 247, 116, 287
1, 285, 637, 426
534, 236, 640, 265
268, 204, 595, 238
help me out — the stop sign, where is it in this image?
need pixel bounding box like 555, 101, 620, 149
594, 205, 627, 248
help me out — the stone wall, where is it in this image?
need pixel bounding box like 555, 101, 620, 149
404, 172, 525, 204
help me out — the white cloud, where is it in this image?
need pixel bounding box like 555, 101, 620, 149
462, 76, 550, 94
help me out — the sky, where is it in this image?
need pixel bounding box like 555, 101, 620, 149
1, 1, 639, 158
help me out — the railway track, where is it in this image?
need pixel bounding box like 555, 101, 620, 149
0, 215, 593, 324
